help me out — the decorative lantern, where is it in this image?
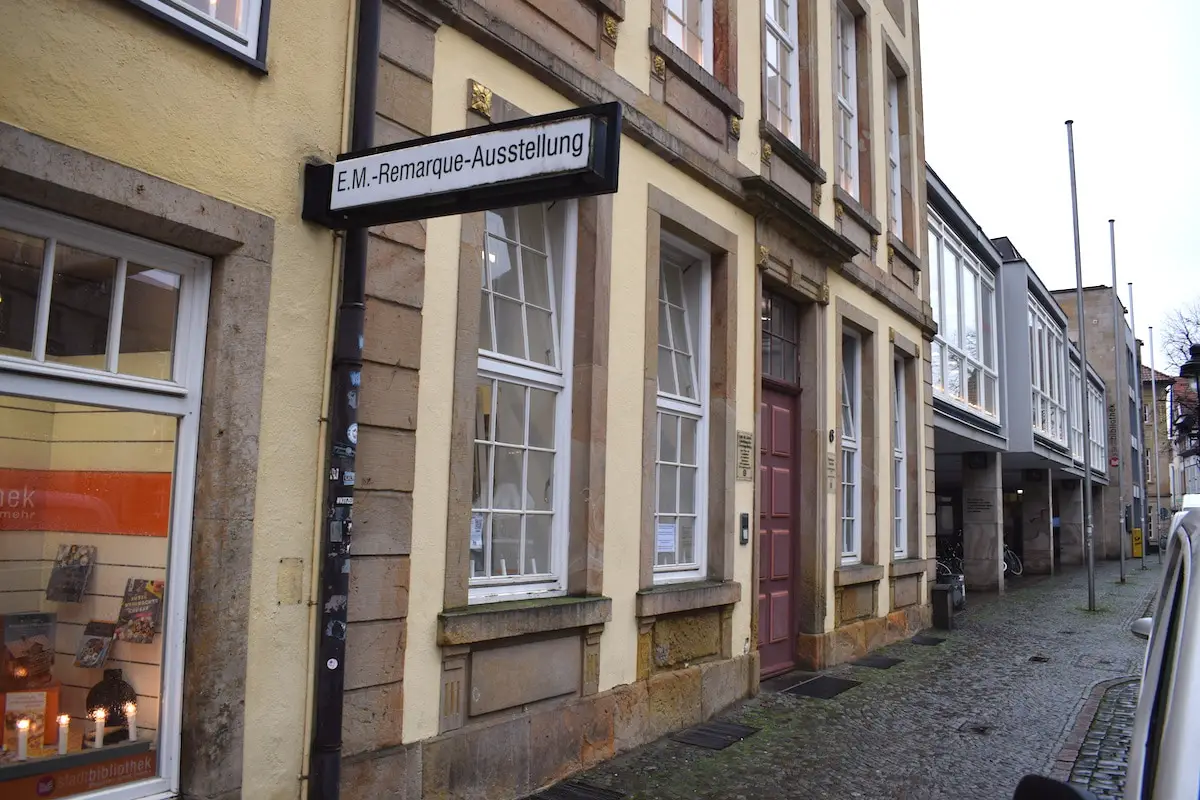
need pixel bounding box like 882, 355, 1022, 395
86, 669, 137, 745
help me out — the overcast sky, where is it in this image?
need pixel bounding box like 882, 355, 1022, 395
919, 0, 1200, 370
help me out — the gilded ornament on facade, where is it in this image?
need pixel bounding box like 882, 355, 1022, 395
652, 55, 666, 79
603, 14, 619, 42
757, 245, 770, 267
469, 80, 493, 118
761, 142, 773, 163
730, 116, 741, 138
834, 201, 845, 221
812, 185, 823, 207
870, 233, 879, 254
887, 245, 896, 267
818, 283, 830, 304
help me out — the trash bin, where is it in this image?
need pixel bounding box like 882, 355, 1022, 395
931, 584, 954, 631
936, 572, 965, 611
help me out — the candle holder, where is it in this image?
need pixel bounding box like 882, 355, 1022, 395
86, 669, 137, 745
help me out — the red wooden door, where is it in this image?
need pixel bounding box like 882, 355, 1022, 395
759, 386, 799, 676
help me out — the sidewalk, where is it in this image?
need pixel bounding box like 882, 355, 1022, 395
550, 561, 1160, 800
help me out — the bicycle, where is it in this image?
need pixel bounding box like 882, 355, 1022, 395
1003, 544, 1023, 576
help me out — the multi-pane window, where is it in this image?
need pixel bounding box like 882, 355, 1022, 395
663, 0, 712, 70
764, 0, 800, 141
886, 73, 903, 236
472, 202, 575, 600
132, 0, 267, 61
655, 238, 710, 581
761, 291, 799, 384
1029, 296, 1067, 444
1069, 364, 1085, 461
892, 356, 907, 558
928, 211, 999, 418
835, 4, 859, 197
1088, 381, 1107, 468
841, 331, 862, 563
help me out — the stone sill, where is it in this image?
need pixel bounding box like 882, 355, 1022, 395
648, 28, 745, 118
636, 580, 742, 617
834, 563, 886, 587
833, 185, 882, 236
890, 558, 931, 578
888, 232, 921, 272
438, 595, 611, 646
759, 121, 826, 184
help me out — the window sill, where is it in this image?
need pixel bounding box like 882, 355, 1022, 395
648, 28, 745, 118
887, 232, 921, 272
438, 595, 612, 646
834, 563, 885, 587
833, 185, 882, 236
636, 580, 742, 618
890, 558, 931, 578
759, 122, 827, 185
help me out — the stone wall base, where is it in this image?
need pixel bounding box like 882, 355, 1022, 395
341, 653, 758, 800
794, 603, 931, 670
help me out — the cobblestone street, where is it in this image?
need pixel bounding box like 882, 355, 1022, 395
567, 560, 1160, 800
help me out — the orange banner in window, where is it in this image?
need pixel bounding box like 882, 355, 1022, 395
0, 750, 157, 798
0, 469, 171, 537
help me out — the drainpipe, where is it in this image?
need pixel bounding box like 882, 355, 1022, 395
309, 1, 380, 799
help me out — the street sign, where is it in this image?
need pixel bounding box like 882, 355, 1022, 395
303, 102, 622, 229
1109, 455, 1119, 468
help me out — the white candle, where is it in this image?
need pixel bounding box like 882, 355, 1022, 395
92, 708, 107, 749
124, 702, 138, 742
16, 718, 29, 761
57, 714, 70, 755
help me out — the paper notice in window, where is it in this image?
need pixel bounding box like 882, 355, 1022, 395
655, 522, 676, 554
470, 513, 484, 551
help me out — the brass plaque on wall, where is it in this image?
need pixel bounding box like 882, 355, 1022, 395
736, 431, 754, 481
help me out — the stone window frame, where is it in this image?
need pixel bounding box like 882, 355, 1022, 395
891, 330, 921, 561
0, 122, 274, 800
881, 30, 914, 249
638, 186, 739, 606
651, 0, 738, 92
835, 300, 878, 569
443, 91, 612, 611
831, 0, 874, 211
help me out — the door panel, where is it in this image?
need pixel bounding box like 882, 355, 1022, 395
759, 385, 799, 676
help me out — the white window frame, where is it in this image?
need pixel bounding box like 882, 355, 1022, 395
1029, 296, 1068, 445
1069, 363, 1085, 461
654, 233, 711, 584
1088, 380, 1107, 469
841, 330, 862, 564
130, 0, 266, 62
835, 3, 859, 198
0, 198, 211, 800
471, 201, 578, 603
764, 0, 801, 142
892, 355, 907, 559
886, 72, 903, 236
927, 211, 1000, 420
664, 0, 715, 71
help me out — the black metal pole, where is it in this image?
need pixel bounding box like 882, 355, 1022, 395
309, 1, 380, 798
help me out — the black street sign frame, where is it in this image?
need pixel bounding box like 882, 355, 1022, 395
303, 102, 622, 229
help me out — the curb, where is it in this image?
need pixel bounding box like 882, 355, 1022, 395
1048, 676, 1139, 782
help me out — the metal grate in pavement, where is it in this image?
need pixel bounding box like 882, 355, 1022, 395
911, 634, 946, 646
530, 781, 627, 800
851, 655, 903, 669
1029, 655, 1051, 663
784, 675, 861, 699
760, 669, 817, 693
670, 720, 760, 750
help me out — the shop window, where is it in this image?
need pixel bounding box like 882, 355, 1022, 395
471, 202, 576, 602
127, 0, 268, 63
654, 237, 710, 582
0, 198, 208, 800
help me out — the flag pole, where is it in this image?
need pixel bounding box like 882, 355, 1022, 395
1108, 220, 1127, 583
1066, 120, 1096, 611
1149, 327, 1165, 564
